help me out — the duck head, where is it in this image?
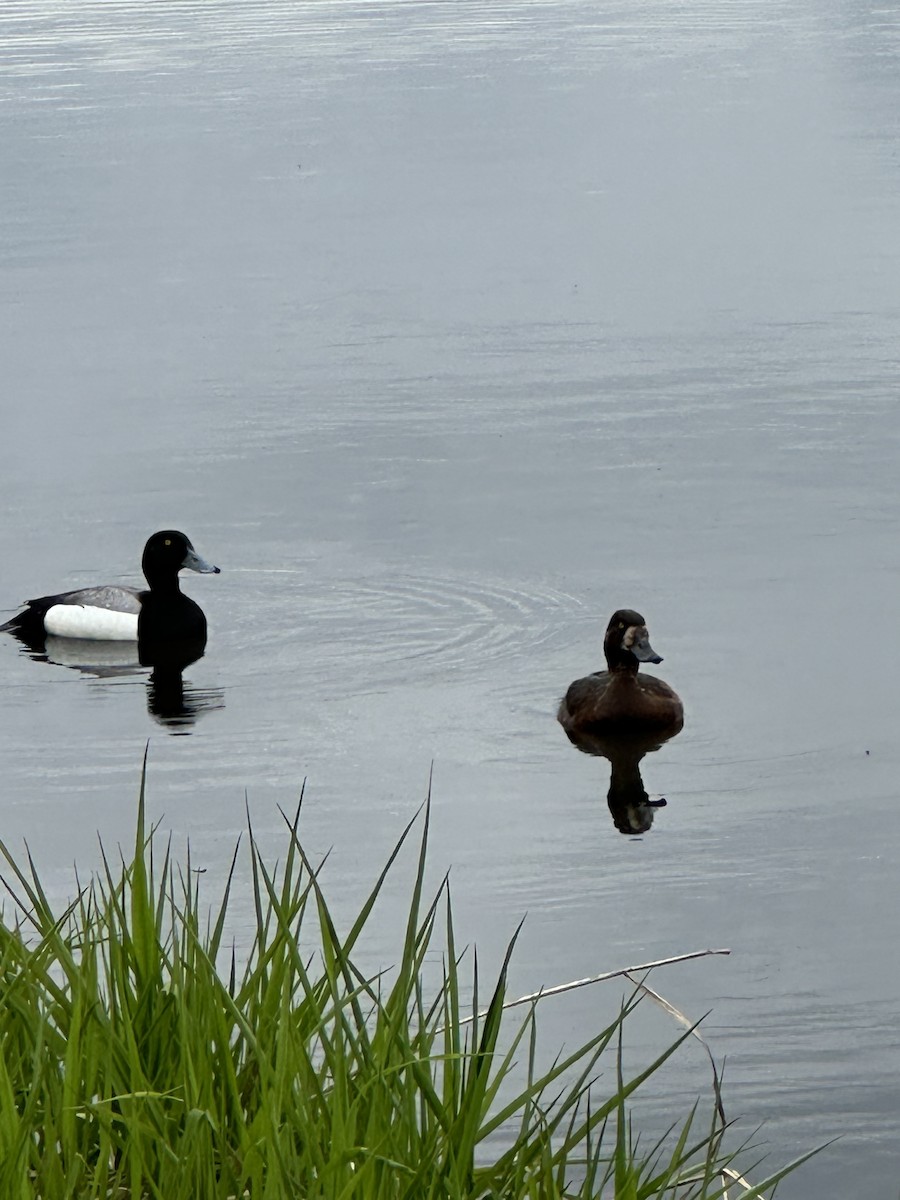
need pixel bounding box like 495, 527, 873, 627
603, 609, 662, 671
142, 531, 220, 588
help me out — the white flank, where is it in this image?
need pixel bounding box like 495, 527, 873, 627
44, 604, 139, 641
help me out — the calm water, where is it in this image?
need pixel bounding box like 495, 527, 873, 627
2, 1, 900, 1194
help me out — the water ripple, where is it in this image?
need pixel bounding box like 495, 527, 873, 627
0, 0, 836, 102
245, 570, 580, 683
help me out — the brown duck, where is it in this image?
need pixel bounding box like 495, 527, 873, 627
557, 608, 683, 734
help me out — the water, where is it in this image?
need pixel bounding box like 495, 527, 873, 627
2, 2, 900, 1194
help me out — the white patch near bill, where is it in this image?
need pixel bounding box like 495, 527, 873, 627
44, 604, 139, 641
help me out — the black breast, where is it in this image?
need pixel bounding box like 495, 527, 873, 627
137, 591, 208, 667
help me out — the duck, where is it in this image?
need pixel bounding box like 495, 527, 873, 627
557, 608, 683, 734
0, 531, 220, 647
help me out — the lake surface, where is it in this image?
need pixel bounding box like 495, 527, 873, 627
2, 1, 900, 1194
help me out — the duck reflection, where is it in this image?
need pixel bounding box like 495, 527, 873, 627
40, 635, 142, 677
139, 639, 225, 733
562, 726, 681, 835
8, 631, 223, 733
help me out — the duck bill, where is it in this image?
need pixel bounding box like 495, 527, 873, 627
182, 546, 221, 575
631, 631, 662, 664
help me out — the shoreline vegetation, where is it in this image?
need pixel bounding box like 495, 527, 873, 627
0, 759, 817, 1198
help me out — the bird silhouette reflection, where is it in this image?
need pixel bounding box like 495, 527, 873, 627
5, 628, 223, 733
562, 726, 681, 835
139, 638, 225, 733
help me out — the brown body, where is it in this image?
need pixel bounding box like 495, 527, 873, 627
557, 608, 683, 734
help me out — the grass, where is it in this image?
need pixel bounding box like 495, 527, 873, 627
0, 756, 817, 1199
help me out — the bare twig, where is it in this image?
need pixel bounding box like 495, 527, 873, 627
454, 947, 730, 1028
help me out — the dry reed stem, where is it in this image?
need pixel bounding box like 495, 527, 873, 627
454, 946, 731, 1028
624, 972, 727, 1130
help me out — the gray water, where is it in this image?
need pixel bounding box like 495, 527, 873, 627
2, 1, 900, 1195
